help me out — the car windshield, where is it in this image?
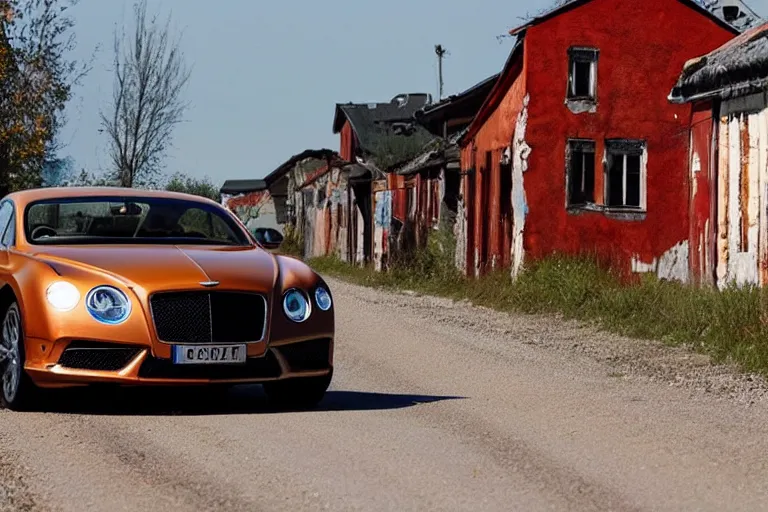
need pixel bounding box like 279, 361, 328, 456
24, 196, 251, 246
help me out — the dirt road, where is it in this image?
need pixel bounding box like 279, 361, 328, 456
2, 277, 768, 511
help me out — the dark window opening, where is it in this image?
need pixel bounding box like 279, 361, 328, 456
567, 140, 595, 206
567, 47, 598, 101
572, 62, 592, 97
605, 140, 645, 209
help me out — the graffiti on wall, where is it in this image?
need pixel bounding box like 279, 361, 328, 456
222, 190, 281, 233
298, 166, 351, 260
373, 189, 392, 271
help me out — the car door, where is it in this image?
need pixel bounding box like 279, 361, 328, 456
0, 200, 17, 289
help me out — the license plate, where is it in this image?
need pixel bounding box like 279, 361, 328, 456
171, 344, 247, 365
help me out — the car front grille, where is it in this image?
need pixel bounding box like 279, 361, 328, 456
57, 341, 142, 371
149, 291, 267, 344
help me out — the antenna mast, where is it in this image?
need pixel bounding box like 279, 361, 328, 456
435, 44, 447, 100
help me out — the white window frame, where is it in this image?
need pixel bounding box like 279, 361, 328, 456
603, 140, 647, 211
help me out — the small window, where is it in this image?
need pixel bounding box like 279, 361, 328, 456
605, 140, 646, 210
567, 47, 598, 101
566, 139, 595, 206
2, 213, 14, 247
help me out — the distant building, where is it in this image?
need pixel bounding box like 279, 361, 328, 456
332, 93, 435, 267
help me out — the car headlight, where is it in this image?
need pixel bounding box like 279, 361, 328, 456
46, 281, 81, 311
283, 289, 311, 322
86, 285, 131, 324
314, 286, 332, 311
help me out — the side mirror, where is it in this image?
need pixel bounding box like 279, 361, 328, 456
254, 229, 283, 250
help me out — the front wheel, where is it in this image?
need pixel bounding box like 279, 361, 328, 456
262, 371, 332, 410
0, 302, 37, 411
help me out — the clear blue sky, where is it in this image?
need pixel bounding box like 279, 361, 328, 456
59, 0, 768, 186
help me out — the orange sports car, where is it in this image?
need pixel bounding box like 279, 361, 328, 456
0, 187, 334, 411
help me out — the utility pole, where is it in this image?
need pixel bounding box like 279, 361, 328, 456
435, 44, 446, 101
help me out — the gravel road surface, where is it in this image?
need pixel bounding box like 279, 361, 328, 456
2, 277, 768, 511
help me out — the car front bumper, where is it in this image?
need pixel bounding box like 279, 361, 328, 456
24, 337, 334, 387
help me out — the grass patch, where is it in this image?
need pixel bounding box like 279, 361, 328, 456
307, 238, 768, 377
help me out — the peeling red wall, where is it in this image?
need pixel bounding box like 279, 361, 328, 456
462, 0, 735, 278
522, 0, 734, 273
688, 101, 715, 285
460, 55, 526, 275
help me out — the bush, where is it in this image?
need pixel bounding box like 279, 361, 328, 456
278, 224, 304, 258
165, 173, 220, 201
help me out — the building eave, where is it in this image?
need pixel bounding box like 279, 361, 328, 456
460, 36, 525, 147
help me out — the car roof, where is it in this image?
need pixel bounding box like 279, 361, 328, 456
6, 187, 221, 209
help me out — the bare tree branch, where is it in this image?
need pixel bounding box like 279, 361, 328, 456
99, 0, 190, 188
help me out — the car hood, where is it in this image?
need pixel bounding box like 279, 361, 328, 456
28, 244, 278, 293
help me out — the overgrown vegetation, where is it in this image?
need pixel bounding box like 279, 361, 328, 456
309, 232, 768, 377
278, 224, 303, 258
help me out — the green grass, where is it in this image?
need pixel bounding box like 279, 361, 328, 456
307, 242, 768, 377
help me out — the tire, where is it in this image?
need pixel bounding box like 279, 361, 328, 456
0, 302, 37, 411
262, 371, 332, 410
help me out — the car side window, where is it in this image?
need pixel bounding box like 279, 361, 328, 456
0, 201, 14, 248
177, 207, 240, 242
2, 212, 14, 247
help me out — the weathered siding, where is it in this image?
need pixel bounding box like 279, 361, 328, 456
340, 120, 356, 162
460, 54, 527, 277
297, 167, 350, 260
222, 190, 281, 234
688, 101, 716, 286
373, 182, 391, 271
713, 92, 768, 288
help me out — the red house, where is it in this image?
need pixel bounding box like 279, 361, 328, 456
458, 0, 739, 280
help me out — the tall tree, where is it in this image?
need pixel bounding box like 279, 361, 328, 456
100, 0, 191, 188
0, 0, 87, 195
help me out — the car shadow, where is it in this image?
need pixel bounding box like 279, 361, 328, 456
24, 385, 465, 416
